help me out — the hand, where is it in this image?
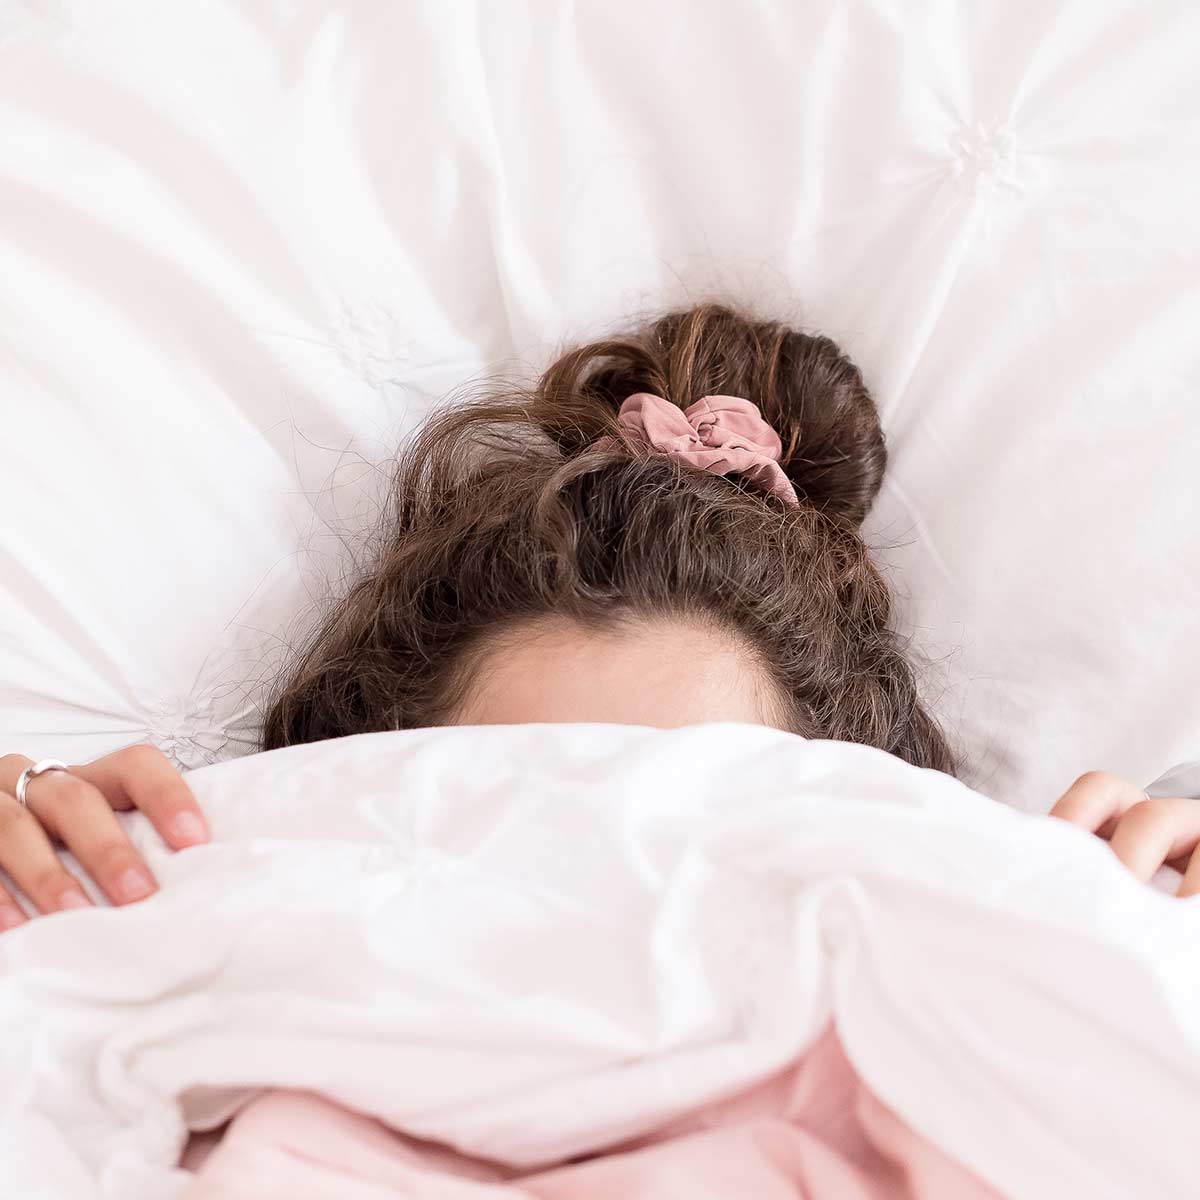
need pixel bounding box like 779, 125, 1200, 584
0, 745, 209, 930
1050, 770, 1200, 897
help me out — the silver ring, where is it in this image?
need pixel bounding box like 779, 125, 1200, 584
14, 758, 71, 808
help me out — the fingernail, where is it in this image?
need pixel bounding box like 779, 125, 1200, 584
114, 867, 155, 902
57, 889, 90, 910
0, 905, 26, 930
169, 812, 208, 846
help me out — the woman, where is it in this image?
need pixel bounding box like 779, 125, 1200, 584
1, 302, 1196, 924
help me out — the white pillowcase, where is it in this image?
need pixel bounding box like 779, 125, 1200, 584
1, 3, 1197, 808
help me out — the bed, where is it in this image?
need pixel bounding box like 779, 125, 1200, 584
1, 2, 1199, 1196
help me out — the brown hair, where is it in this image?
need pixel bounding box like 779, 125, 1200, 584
261, 302, 954, 774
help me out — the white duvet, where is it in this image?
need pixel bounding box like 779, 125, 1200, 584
2, 723, 1198, 1200
2, 1, 1200, 810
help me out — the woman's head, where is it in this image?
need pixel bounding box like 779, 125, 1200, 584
262, 303, 953, 774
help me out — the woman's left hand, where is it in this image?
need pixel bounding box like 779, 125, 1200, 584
1050, 770, 1200, 897
0, 744, 209, 930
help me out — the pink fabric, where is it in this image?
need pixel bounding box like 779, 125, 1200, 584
616, 392, 800, 505
182, 1025, 999, 1199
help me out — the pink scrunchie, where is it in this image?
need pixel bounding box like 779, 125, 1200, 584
616, 392, 799, 506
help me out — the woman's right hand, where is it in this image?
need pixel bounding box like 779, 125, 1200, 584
0, 744, 209, 930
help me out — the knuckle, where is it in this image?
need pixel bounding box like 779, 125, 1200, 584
0, 753, 27, 775
1137, 796, 1171, 819
20, 778, 110, 840
118, 743, 168, 771
0, 798, 31, 837
45, 776, 103, 814
32, 866, 77, 900
1073, 769, 1121, 792
1119, 798, 1169, 831
92, 841, 137, 876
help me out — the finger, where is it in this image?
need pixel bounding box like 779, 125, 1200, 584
0, 792, 91, 914
0, 753, 36, 794
0, 877, 28, 931
1108, 797, 1200, 883
23, 770, 158, 905
73, 744, 208, 849
1048, 771, 1147, 834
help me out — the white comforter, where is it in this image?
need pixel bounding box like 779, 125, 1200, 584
1, 723, 1197, 1199
3, 2, 1199, 811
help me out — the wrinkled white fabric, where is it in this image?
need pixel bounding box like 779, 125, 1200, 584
1, 2, 1199, 807
1, 723, 1198, 1200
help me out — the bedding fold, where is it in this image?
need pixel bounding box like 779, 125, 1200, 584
1, 723, 1198, 1199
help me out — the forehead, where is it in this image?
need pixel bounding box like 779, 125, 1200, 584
450, 615, 774, 730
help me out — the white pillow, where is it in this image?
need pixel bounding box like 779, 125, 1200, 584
1, 3, 1197, 808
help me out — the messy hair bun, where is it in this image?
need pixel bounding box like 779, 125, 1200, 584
532, 303, 886, 526
263, 302, 952, 777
